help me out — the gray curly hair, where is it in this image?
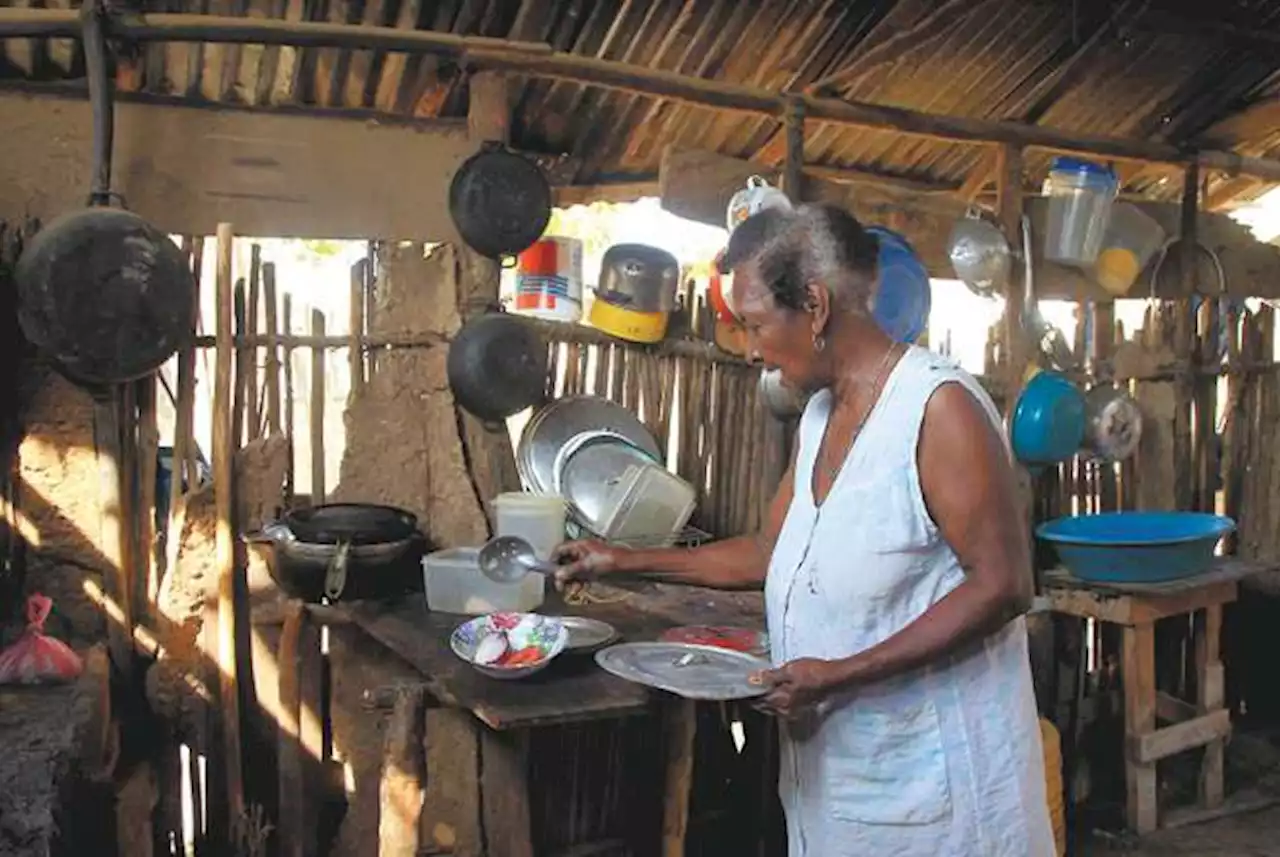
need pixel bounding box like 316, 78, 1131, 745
721, 203, 880, 315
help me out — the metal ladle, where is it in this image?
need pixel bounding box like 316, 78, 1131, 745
478, 535, 558, 584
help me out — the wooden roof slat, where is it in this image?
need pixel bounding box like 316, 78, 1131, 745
4, 7, 1280, 181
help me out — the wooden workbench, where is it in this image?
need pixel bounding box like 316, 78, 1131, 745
326, 582, 770, 857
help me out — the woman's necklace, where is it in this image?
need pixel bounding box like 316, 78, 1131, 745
820, 342, 902, 482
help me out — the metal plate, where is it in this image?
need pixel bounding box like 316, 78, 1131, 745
560, 616, 620, 652
516, 396, 662, 496
594, 642, 770, 701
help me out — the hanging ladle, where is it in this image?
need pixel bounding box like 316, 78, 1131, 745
478, 535, 559, 584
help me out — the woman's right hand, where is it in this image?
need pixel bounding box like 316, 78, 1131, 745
550, 539, 629, 587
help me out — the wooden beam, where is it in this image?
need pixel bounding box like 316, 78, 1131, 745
3, 8, 1280, 181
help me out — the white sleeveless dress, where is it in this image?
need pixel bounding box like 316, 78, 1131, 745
764, 346, 1054, 856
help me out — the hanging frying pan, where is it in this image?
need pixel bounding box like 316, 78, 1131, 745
447, 310, 548, 422
14, 2, 194, 388
448, 142, 552, 265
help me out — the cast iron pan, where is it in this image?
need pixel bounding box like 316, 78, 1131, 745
447, 311, 548, 422
283, 503, 419, 546
448, 142, 552, 263
14, 2, 194, 387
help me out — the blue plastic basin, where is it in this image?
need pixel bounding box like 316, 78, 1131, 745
867, 226, 931, 344
1036, 511, 1235, 584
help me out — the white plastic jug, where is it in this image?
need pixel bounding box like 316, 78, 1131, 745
493, 492, 566, 561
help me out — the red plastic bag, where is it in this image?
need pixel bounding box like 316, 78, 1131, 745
0, 594, 84, 685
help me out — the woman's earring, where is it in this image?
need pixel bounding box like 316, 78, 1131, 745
813, 332, 826, 353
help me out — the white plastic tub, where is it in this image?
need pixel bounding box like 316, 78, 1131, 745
422, 547, 545, 615
493, 492, 566, 560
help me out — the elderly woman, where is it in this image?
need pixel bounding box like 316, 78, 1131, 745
554, 203, 1053, 856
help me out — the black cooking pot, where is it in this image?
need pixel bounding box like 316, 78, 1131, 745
15, 3, 195, 386
448, 142, 552, 264
248, 504, 428, 603
447, 311, 548, 422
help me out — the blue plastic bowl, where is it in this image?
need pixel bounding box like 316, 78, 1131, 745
1036, 511, 1235, 584
867, 226, 931, 344
1010, 371, 1086, 466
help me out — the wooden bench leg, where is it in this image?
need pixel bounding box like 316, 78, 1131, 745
1123, 622, 1158, 834
480, 728, 533, 857
1196, 605, 1226, 810
662, 698, 698, 857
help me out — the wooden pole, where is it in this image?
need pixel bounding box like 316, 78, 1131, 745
233, 278, 247, 449
166, 236, 202, 583
247, 244, 262, 441
94, 389, 132, 676
136, 376, 159, 615
283, 294, 295, 499
348, 260, 366, 403
2, 9, 1278, 180
263, 261, 282, 437
212, 222, 244, 824
310, 309, 326, 503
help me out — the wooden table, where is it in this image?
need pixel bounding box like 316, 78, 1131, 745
1042, 560, 1263, 835
329, 582, 767, 857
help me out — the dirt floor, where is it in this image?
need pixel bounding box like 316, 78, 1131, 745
1081, 728, 1280, 856
1084, 804, 1280, 856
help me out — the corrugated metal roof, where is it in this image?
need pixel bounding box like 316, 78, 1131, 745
2, 0, 1279, 206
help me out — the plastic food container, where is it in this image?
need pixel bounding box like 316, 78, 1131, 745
493, 492, 566, 561
1042, 157, 1119, 268
595, 463, 696, 547
1092, 203, 1166, 296
422, 547, 546, 614
513, 236, 584, 323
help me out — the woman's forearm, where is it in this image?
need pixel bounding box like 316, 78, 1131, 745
828, 576, 1027, 690
617, 534, 769, 589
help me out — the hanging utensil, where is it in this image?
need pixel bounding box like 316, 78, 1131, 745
448, 142, 552, 265
15, 1, 195, 387
1019, 215, 1079, 373
946, 209, 1012, 298
477, 535, 558, 584
1082, 383, 1144, 463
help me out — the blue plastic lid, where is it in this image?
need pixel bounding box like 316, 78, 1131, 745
1048, 156, 1117, 184
866, 226, 931, 344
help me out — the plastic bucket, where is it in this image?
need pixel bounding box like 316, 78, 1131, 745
514, 236, 584, 322
1042, 157, 1119, 268
1093, 203, 1165, 296
493, 492, 567, 561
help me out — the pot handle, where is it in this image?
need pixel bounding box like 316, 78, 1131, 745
323, 541, 351, 602
244, 521, 293, 544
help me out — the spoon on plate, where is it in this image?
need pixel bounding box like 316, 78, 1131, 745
478, 535, 559, 584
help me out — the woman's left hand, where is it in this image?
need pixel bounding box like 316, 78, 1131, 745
750, 657, 844, 720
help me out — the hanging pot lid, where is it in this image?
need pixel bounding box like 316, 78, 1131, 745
448, 142, 552, 261
1083, 384, 1144, 463
947, 210, 1011, 298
